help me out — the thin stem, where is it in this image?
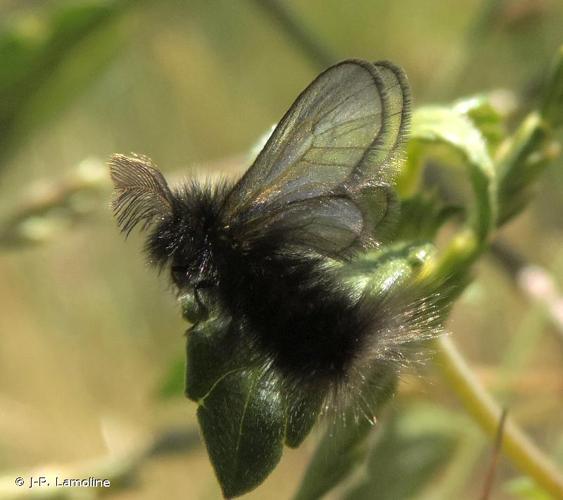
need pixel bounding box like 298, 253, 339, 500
435, 336, 563, 498
0, 158, 109, 249
480, 408, 507, 500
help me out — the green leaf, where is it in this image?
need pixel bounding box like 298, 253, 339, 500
284, 386, 325, 449
453, 94, 506, 150
197, 368, 285, 498
342, 241, 432, 291
394, 192, 462, 243
400, 105, 497, 243
185, 307, 321, 495
540, 44, 563, 129
494, 47, 563, 226
496, 113, 554, 225
185, 314, 255, 402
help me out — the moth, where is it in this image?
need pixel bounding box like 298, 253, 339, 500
110, 59, 432, 421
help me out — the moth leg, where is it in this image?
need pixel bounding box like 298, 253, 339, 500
193, 280, 215, 321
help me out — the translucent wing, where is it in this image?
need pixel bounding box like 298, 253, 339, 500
223, 59, 410, 256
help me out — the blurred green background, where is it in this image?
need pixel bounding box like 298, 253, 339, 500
0, 1, 562, 499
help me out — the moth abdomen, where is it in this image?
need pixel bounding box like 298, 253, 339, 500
217, 253, 369, 381
214, 245, 442, 422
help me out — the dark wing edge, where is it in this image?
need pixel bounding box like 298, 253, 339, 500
347, 59, 412, 191
351, 60, 411, 246
109, 153, 173, 236
373, 59, 411, 158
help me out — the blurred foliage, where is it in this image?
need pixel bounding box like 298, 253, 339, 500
0, 0, 131, 166
0, 1, 561, 499
342, 404, 461, 500
293, 368, 397, 500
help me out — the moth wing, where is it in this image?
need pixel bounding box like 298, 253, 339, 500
234, 185, 398, 257
223, 60, 410, 256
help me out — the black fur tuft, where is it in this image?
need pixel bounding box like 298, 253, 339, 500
144, 178, 234, 273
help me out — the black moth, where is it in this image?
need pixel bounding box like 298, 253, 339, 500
110, 59, 436, 423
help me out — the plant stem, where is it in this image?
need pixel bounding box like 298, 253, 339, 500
0, 158, 109, 249
434, 336, 563, 498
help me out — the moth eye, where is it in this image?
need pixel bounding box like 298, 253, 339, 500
171, 266, 188, 286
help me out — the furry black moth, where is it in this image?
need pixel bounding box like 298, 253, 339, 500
110, 59, 438, 422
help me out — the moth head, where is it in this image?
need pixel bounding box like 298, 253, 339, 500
109, 154, 217, 290
109, 154, 223, 325
109, 153, 182, 268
